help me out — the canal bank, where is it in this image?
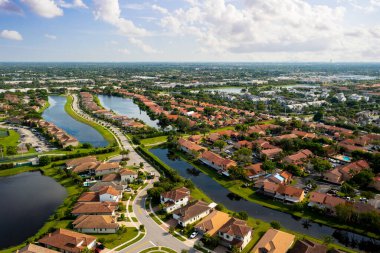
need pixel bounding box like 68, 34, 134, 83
97, 94, 160, 129
146, 147, 379, 252
0, 164, 83, 253
42, 96, 109, 147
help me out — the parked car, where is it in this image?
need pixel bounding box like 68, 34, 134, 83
189, 231, 198, 239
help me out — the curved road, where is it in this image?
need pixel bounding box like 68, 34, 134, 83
71, 94, 195, 253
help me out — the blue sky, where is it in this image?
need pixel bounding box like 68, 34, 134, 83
1, 0, 380, 62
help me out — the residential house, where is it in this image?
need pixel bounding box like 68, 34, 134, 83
16, 244, 59, 253
323, 160, 370, 184
95, 162, 120, 176
251, 228, 295, 253
102, 173, 121, 182
195, 210, 230, 236
66, 156, 97, 170
260, 148, 283, 160
89, 181, 127, 192
188, 135, 202, 144
262, 181, 279, 197
244, 163, 265, 180
99, 186, 121, 202
370, 174, 380, 191
77, 192, 99, 202
288, 239, 327, 253
283, 149, 313, 168
161, 187, 190, 213
120, 169, 138, 183
235, 140, 253, 149
178, 138, 205, 156
308, 192, 347, 212
218, 218, 252, 251
274, 133, 298, 141
38, 228, 96, 253
200, 151, 237, 172
71, 202, 118, 216
275, 185, 305, 203
172, 200, 213, 227
291, 130, 317, 139
73, 215, 119, 234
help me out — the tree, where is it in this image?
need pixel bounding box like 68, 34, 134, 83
6, 146, 17, 156
311, 157, 332, 175
262, 160, 276, 173
233, 147, 252, 164
214, 140, 226, 151
39, 156, 51, 166
340, 182, 356, 197
285, 164, 303, 177
349, 170, 374, 188
323, 235, 334, 245
313, 110, 324, 121
270, 221, 281, 229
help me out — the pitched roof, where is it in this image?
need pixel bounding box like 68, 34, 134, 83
98, 186, 120, 196
244, 163, 264, 177
277, 185, 304, 198
38, 229, 96, 253
283, 149, 313, 164
161, 187, 190, 201
77, 192, 99, 202
120, 168, 138, 175
72, 161, 100, 173
195, 210, 231, 236
309, 192, 326, 204
72, 202, 117, 215
263, 181, 279, 192
218, 217, 251, 237
178, 138, 205, 152
66, 156, 97, 167
339, 160, 370, 175
324, 195, 346, 208
73, 215, 119, 229
201, 151, 236, 168
95, 162, 120, 172
288, 239, 327, 253
173, 200, 211, 222
261, 148, 283, 158
251, 228, 295, 253
17, 244, 59, 253
102, 173, 121, 182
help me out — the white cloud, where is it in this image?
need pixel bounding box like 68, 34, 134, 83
93, 0, 158, 54
0, 30, 23, 40
128, 37, 159, 53
45, 34, 57, 39
151, 4, 168, 14
59, 0, 87, 9
0, 0, 23, 14
21, 0, 63, 18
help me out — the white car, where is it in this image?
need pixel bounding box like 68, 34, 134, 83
189, 231, 198, 239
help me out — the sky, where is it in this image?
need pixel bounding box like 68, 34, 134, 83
0, 0, 380, 62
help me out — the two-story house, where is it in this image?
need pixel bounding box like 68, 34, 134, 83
161, 187, 190, 213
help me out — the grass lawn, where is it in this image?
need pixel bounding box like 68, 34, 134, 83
64, 95, 116, 146
0, 128, 20, 147
95, 228, 139, 249
140, 135, 168, 146
115, 232, 145, 251
38, 100, 50, 113
0, 166, 36, 177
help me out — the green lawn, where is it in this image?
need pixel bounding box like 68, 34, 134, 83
115, 232, 145, 251
96, 228, 139, 249
0, 128, 20, 147
64, 95, 116, 146
140, 136, 168, 146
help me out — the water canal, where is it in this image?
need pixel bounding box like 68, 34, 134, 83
42, 96, 108, 147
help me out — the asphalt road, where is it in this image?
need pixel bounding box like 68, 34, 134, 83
71, 94, 196, 253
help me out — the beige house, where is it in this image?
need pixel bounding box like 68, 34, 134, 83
251, 228, 295, 253
73, 215, 119, 234
120, 168, 138, 183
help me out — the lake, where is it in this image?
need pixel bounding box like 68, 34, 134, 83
150, 148, 379, 251
0, 171, 67, 249
42, 96, 108, 147
98, 95, 160, 129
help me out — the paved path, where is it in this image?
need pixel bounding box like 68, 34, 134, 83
71, 94, 196, 253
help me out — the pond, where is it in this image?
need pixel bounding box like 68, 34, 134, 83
150, 148, 379, 251
98, 95, 160, 129
0, 171, 67, 249
42, 96, 108, 147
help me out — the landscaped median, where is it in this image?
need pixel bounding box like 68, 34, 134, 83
139, 246, 177, 253
64, 95, 117, 146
